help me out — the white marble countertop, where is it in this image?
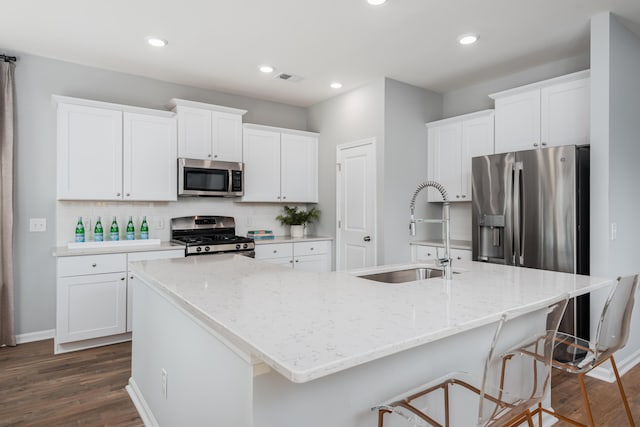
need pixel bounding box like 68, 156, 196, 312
52, 241, 184, 257
129, 255, 612, 384
410, 239, 472, 250
253, 235, 334, 245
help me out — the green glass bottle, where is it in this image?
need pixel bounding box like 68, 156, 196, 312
94, 216, 104, 242
74, 217, 85, 243
110, 216, 119, 241
126, 216, 135, 240
140, 216, 149, 240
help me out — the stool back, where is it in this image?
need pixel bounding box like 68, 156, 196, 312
594, 274, 639, 359
478, 294, 569, 426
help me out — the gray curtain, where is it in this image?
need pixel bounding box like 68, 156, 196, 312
0, 60, 15, 347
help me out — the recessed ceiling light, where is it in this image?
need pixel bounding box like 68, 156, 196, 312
146, 37, 168, 47
367, 0, 387, 4
330, 82, 343, 89
458, 33, 478, 45
259, 65, 275, 73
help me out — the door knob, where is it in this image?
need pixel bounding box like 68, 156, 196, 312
363, 236, 371, 242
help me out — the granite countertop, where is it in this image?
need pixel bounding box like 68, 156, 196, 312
129, 256, 612, 384
253, 235, 334, 245
410, 239, 472, 250
52, 241, 184, 257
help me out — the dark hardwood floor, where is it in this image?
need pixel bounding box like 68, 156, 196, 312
1, 339, 639, 426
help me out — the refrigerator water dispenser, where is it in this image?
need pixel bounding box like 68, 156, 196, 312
477, 214, 505, 262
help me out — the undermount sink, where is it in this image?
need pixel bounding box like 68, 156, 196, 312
358, 267, 456, 284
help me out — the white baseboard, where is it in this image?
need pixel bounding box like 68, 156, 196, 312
126, 377, 159, 427
15, 329, 55, 344
586, 347, 640, 383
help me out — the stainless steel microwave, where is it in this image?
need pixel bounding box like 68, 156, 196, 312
178, 158, 244, 197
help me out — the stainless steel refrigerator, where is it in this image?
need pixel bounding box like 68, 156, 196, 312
471, 145, 590, 339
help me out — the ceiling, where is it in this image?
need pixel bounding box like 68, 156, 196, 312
2, 0, 640, 107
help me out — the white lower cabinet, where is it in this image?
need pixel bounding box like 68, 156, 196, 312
411, 245, 472, 263
55, 249, 184, 353
255, 240, 332, 272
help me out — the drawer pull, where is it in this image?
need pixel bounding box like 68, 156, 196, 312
310, 247, 314, 251
130, 276, 134, 279
295, 259, 299, 263
289, 260, 293, 264
92, 263, 97, 267
273, 250, 278, 254
121, 277, 125, 281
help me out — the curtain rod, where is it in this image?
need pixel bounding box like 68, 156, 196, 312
1, 54, 17, 63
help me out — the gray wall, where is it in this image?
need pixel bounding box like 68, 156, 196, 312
6, 50, 308, 337
307, 79, 386, 265
590, 13, 640, 367
383, 79, 442, 264
442, 53, 590, 118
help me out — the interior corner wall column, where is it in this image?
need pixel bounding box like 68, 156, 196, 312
0, 59, 16, 347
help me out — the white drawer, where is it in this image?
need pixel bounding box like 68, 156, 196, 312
451, 248, 472, 262
128, 249, 185, 262
414, 245, 439, 261
255, 243, 293, 260
294, 240, 330, 257
58, 253, 127, 277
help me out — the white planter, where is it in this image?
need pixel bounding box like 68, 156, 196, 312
290, 225, 304, 238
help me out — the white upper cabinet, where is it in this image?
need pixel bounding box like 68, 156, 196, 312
55, 96, 177, 201
123, 112, 177, 201
427, 110, 494, 202
170, 99, 246, 162
57, 103, 123, 200
491, 70, 590, 154
242, 124, 319, 203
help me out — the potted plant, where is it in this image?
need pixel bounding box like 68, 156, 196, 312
276, 206, 320, 238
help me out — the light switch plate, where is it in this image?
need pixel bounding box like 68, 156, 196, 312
29, 218, 46, 232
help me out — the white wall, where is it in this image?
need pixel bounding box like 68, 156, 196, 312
590, 12, 640, 370
383, 79, 442, 264
442, 53, 590, 118
6, 50, 308, 337
307, 79, 386, 265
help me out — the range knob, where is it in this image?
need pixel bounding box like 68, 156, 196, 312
243, 243, 248, 249
196, 247, 202, 252
235, 244, 241, 250
204, 246, 210, 252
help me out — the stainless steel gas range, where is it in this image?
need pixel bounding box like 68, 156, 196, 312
170, 216, 255, 257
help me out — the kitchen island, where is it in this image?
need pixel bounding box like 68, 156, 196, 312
126, 255, 611, 427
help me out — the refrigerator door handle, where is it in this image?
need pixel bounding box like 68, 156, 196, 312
513, 162, 523, 266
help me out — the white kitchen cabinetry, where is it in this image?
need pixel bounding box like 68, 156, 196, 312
169, 99, 247, 162
411, 245, 472, 263
55, 96, 177, 201
56, 254, 128, 348
255, 240, 331, 272
427, 110, 494, 202
242, 124, 319, 203
490, 70, 590, 154
55, 248, 184, 353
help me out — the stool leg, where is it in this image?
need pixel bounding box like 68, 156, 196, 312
378, 409, 390, 427
578, 373, 595, 427
610, 356, 635, 426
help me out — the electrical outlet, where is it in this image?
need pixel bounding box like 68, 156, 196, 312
29, 218, 46, 232
611, 222, 617, 241
154, 217, 165, 230
161, 368, 168, 399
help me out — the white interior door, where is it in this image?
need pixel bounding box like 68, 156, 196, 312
336, 139, 376, 271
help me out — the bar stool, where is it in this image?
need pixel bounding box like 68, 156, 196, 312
372, 294, 569, 427
540, 274, 639, 427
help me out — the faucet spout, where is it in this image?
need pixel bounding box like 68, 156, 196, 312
409, 181, 453, 280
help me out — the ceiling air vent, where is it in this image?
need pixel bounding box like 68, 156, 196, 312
274, 72, 303, 83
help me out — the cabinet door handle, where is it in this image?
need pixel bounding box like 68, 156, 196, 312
121, 277, 125, 281
461, 195, 467, 199
92, 263, 97, 267
533, 143, 539, 147
310, 247, 314, 251
273, 250, 278, 254
456, 195, 460, 199
363, 236, 371, 242
214, 154, 218, 159
277, 196, 281, 200
208, 154, 212, 158
427, 253, 432, 257
130, 275, 134, 279
295, 259, 299, 263
289, 260, 293, 263
282, 196, 286, 200
457, 256, 462, 260
541, 142, 547, 147
116, 192, 121, 196
126, 193, 130, 197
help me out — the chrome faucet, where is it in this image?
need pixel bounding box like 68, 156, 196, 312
409, 181, 452, 280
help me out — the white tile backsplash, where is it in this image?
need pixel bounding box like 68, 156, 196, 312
56, 199, 308, 245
